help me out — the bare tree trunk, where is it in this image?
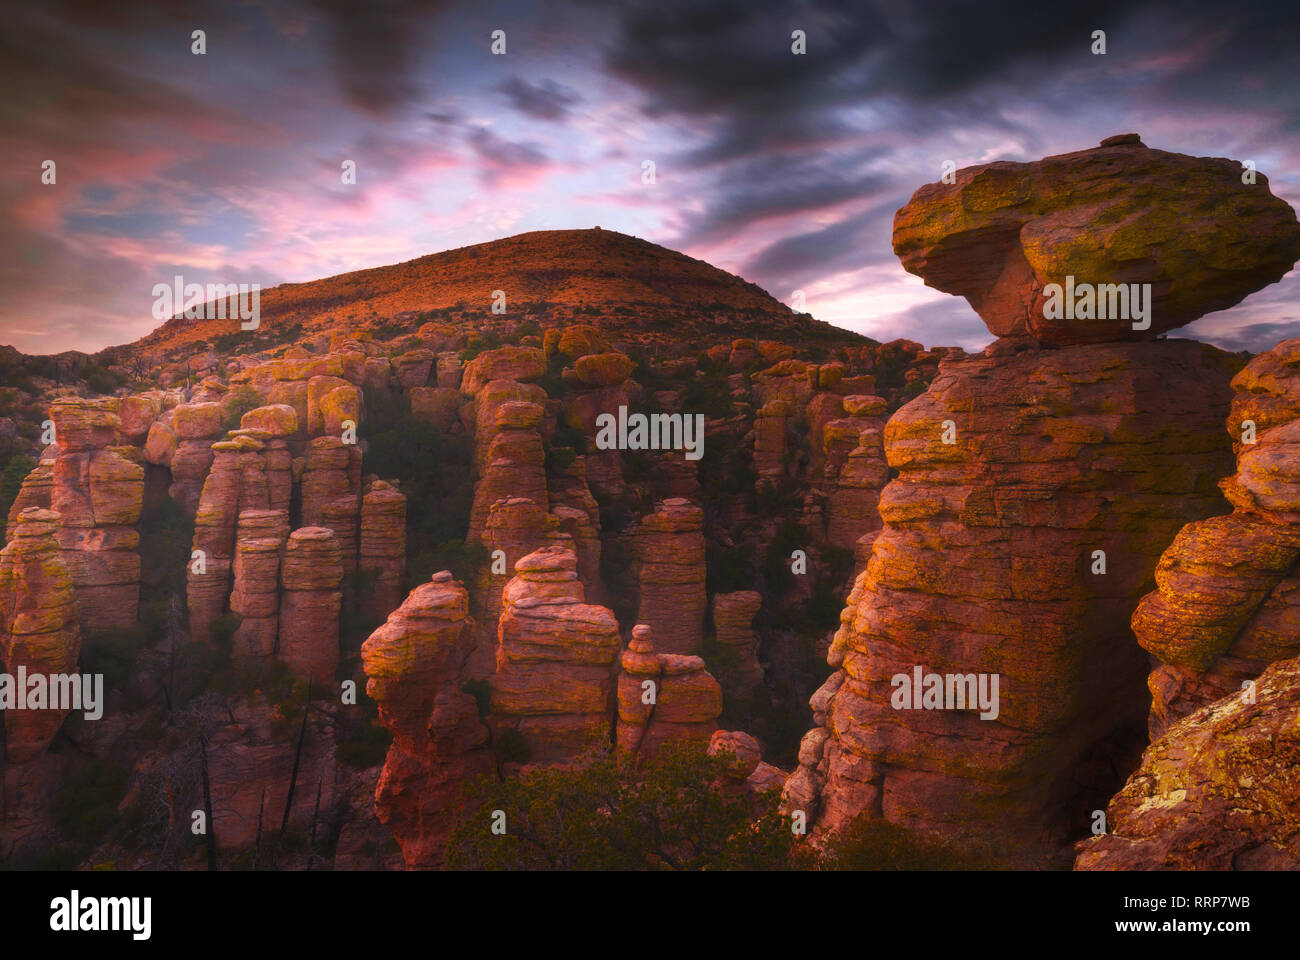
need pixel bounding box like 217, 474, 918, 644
280, 675, 313, 837
199, 734, 217, 871
307, 779, 322, 871
253, 786, 265, 872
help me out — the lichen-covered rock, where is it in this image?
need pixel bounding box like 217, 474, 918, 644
636, 499, 706, 655
1074, 655, 1300, 870
570, 352, 634, 388
391, 349, 434, 390
0, 508, 82, 763
786, 339, 1239, 867
460, 345, 546, 396
362, 572, 492, 868
1133, 337, 1300, 738
279, 527, 343, 680
240, 404, 299, 438
893, 137, 1300, 345
490, 543, 621, 764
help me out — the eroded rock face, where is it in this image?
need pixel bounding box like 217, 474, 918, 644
359, 480, 407, 625
0, 509, 82, 763
617, 624, 722, 756
230, 509, 290, 659
468, 497, 553, 680
785, 340, 1238, 865
489, 543, 621, 764
711, 591, 764, 700
893, 137, 1300, 345
50, 399, 144, 634
1133, 338, 1300, 738
461, 345, 546, 396
636, 499, 707, 656
188, 435, 270, 644
1074, 655, 1300, 871
823, 395, 889, 550
169, 402, 224, 513
467, 400, 546, 545
362, 572, 491, 868
279, 527, 343, 681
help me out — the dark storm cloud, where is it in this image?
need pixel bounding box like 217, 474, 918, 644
676, 151, 892, 247
498, 76, 581, 121
309, 0, 452, 113
743, 202, 896, 291
882, 298, 990, 352
1180, 319, 1300, 354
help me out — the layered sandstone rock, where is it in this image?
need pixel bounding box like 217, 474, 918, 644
278, 527, 343, 680
823, 395, 889, 549
300, 436, 362, 530
636, 499, 706, 655
359, 480, 407, 624
1075, 654, 1300, 870
468, 497, 554, 679
892, 136, 1300, 345
168, 401, 224, 513
188, 435, 270, 643
617, 624, 723, 755
710, 729, 788, 798
230, 509, 290, 659
0, 508, 82, 763
753, 400, 791, 486
711, 591, 764, 700
461, 345, 546, 396
471, 379, 547, 477
361, 572, 492, 868
467, 400, 547, 544
50, 399, 144, 634
4, 451, 54, 544
1132, 338, 1300, 738
784, 138, 1288, 867
489, 543, 621, 763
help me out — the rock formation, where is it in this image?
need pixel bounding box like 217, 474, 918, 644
1132, 337, 1300, 738
0, 508, 82, 763
230, 509, 290, 659
359, 480, 407, 625
168, 401, 224, 513
784, 137, 1296, 867
467, 400, 547, 544
893, 135, 1300, 344
710, 590, 764, 700
636, 499, 707, 655
362, 572, 492, 868
617, 624, 723, 756
50, 398, 144, 634
468, 496, 553, 679
1075, 654, 1300, 870
188, 434, 270, 644
489, 543, 621, 764
279, 527, 343, 681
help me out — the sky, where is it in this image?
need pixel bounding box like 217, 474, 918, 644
1, 0, 1298, 356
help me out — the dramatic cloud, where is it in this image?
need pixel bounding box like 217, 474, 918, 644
1, 0, 1297, 354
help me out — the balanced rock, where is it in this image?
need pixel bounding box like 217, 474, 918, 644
893, 137, 1300, 344
617, 624, 722, 755
490, 543, 621, 764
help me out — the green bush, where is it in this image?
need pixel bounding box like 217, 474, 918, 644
825, 816, 1004, 870
52, 761, 129, 847
446, 742, 804, 870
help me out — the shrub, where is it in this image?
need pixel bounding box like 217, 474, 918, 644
52, 761, 129, 847
446, 742, 805, 870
